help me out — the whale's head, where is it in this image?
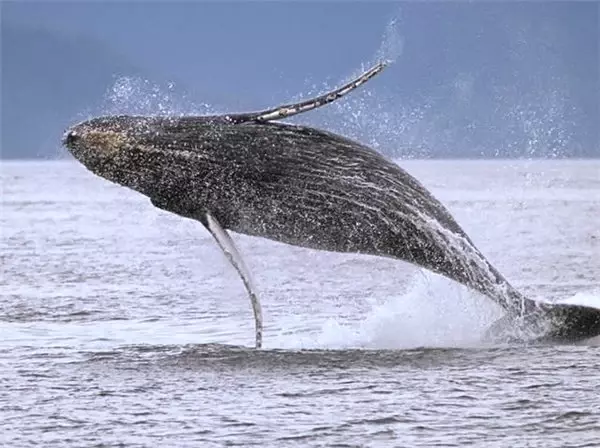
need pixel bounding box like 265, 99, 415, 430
63, 115, 231, 198
63, 115, 152, 187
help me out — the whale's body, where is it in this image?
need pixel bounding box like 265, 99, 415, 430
63, 63, 600, 347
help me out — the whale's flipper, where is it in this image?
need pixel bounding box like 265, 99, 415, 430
204, 211, 263, 349
227, 61, 388, 124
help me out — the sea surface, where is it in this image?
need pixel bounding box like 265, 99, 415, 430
1, 159, 599, 447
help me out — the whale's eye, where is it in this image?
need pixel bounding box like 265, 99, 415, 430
64, 130, 79, 146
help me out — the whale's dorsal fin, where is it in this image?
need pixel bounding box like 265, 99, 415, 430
227, 60, 389, 124
204, 211, 263, 349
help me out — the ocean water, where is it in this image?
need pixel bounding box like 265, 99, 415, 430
1, 158, 599, 447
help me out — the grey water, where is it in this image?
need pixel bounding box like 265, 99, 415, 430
1, 159, 599, 447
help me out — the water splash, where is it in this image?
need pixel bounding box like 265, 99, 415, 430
499, 17, 576, 159
560, 289, 600, 309
322, 10, 579, 159
96, 12, 404, 126
274, 271, 502, 350
374, 10, 405, 66
100, 76, 212, 117
292, 12, 435, 159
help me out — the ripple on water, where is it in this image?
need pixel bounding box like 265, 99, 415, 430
3, 160, 600, 447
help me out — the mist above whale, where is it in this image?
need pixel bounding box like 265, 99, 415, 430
63, 62, 600, 348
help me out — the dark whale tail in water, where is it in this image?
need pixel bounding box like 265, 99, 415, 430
62, 62, 600, 348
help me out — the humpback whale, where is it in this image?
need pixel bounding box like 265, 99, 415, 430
63, 62, 600, 348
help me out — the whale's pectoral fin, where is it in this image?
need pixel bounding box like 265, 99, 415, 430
203, 211, 263, 349
227, 61, 389, 124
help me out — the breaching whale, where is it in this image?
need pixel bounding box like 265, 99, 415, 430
63, 61, 600, 348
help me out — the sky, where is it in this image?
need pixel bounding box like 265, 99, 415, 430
2, 1, 599, 158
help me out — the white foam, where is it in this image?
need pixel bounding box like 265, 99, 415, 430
272, 271, 502, 350
558, 288, 600, 308
4, 277, 598, 352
